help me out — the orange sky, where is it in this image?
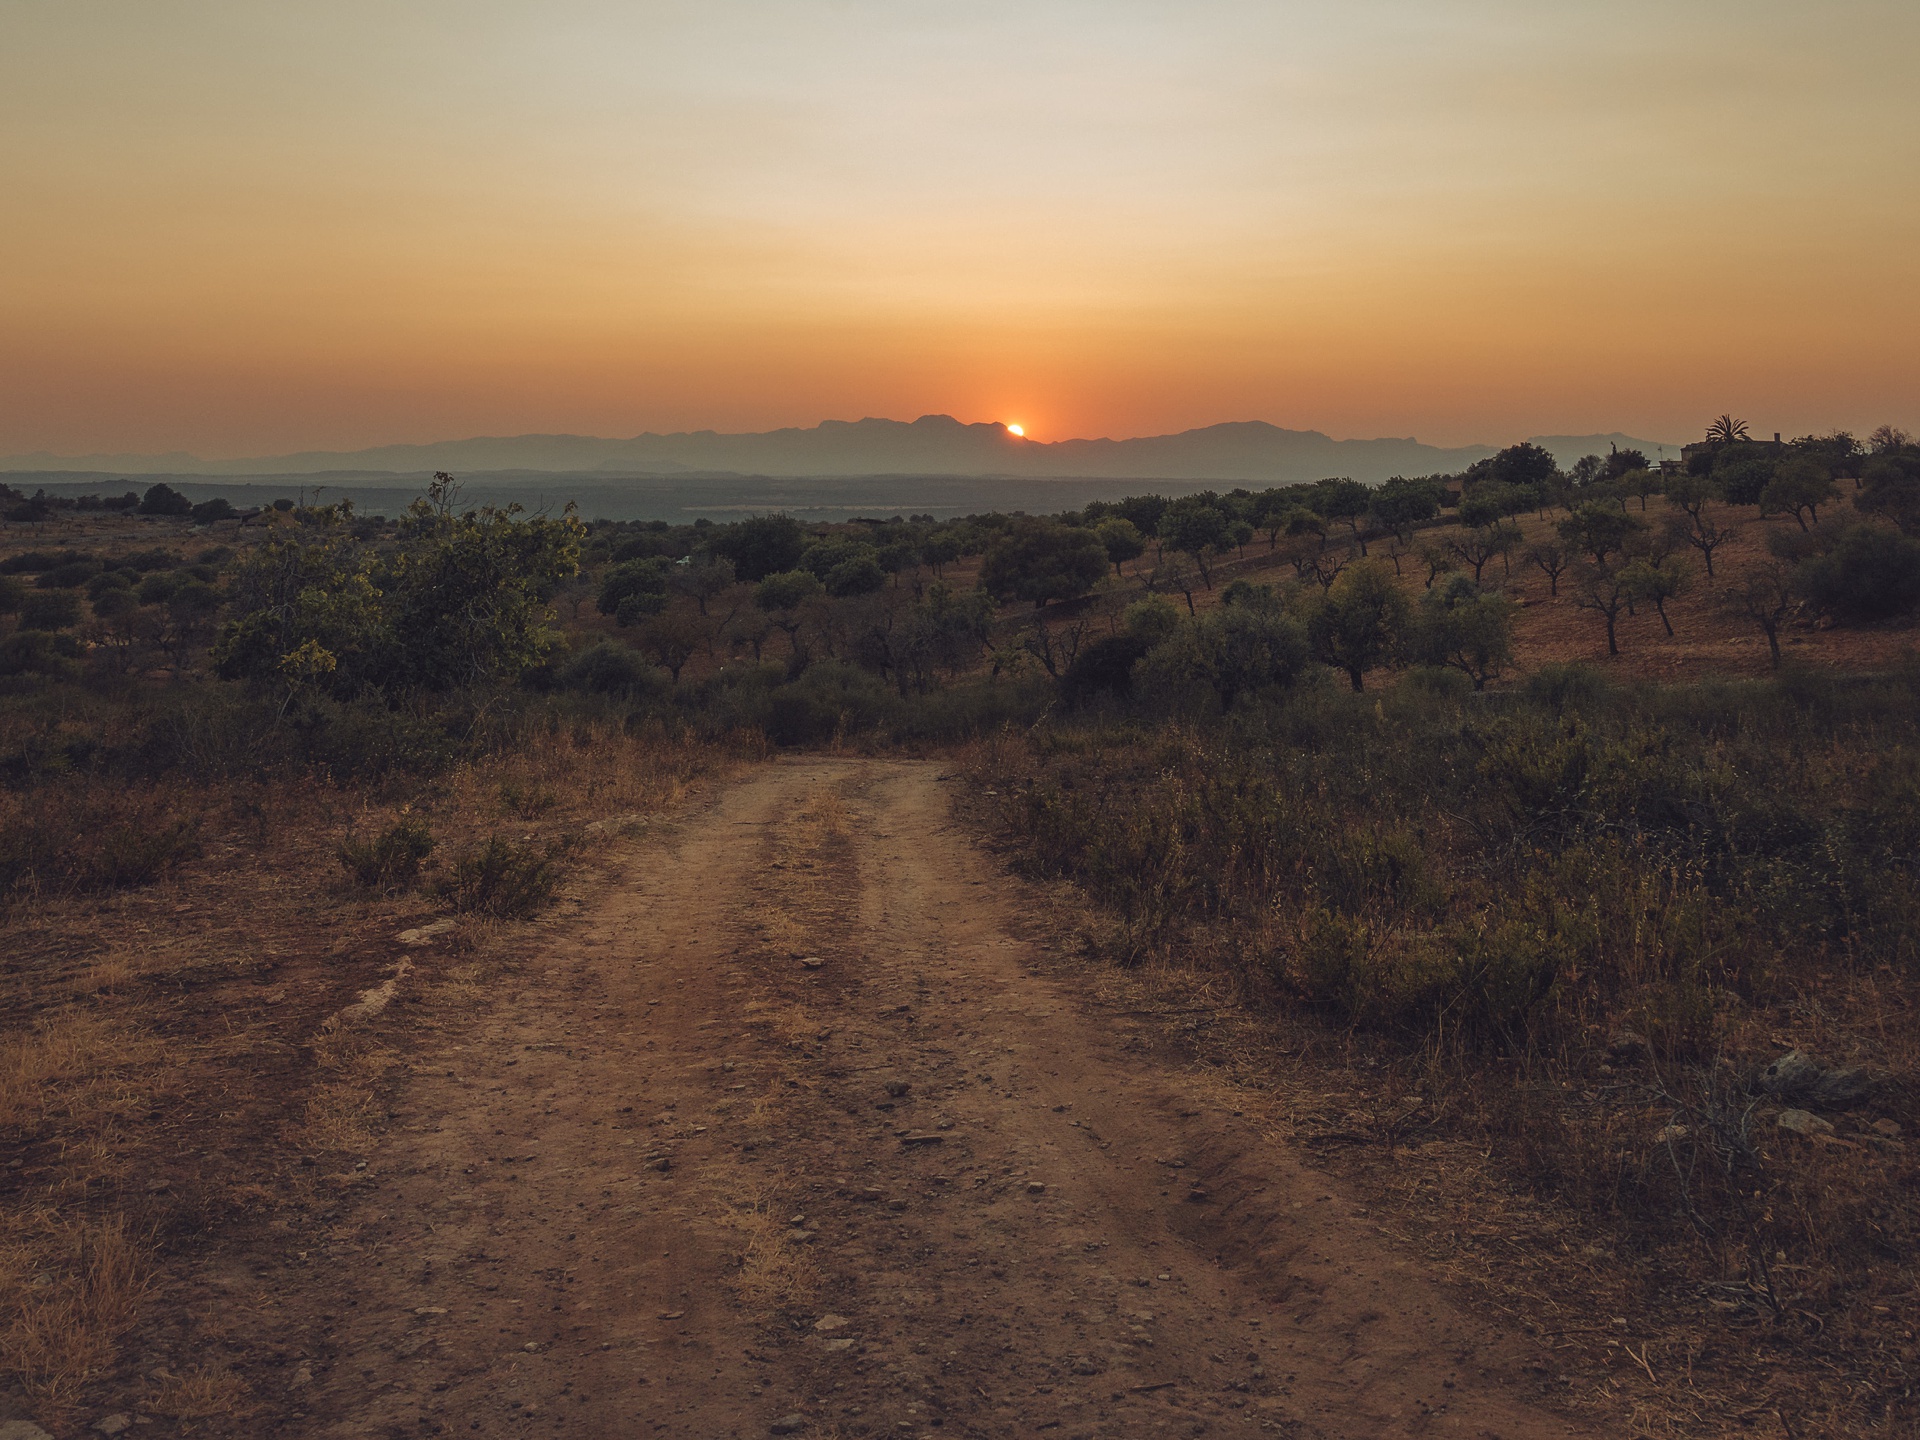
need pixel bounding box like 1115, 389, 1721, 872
4, 1, 1917, 458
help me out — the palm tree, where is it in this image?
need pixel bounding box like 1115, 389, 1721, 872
1705, 415, 1751, 444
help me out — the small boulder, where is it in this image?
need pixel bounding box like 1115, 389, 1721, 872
1869, 1118, 1904, 1140
770, 1415, 806, 1435
813, 1314, 849, 1333
93, 1419, 132, 1438
1812, 1067, 1874, 1107
0, 1424, 56, 1440
1756, 1050, 1825, 1098
1776, 1109, 1834, 1137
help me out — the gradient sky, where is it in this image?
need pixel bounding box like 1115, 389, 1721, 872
3, 0, 1916, 457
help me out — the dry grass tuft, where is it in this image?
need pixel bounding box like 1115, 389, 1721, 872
147, 1363, 253, 1421
724, 1196, 821, 1313
0, 1211, 152, 1410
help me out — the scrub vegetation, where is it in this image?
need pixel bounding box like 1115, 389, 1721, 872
2, 425, 1917, 1433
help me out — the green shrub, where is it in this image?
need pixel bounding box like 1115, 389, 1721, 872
18, 591, 81, 631
336, 814, 435, 888
0, 633, 80, 687
0, 789, 200, 905
1794, 522, 1920, 621
37, 559, 103, 589
443, 836, 564, 918
558, 640, 669, 700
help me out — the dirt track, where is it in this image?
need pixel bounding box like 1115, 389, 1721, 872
270, 758, 1589, 1439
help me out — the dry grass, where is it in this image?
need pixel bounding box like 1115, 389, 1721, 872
146, 1363, 253, 1423
0, 1211, 152, 1410
724, 1194, 824, 1312
0, 705, 752, 1423
964, 696, 1920, 1437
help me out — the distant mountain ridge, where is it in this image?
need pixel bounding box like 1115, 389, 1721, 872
1, 416, 1683, 487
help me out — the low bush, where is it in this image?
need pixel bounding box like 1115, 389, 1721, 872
18, 592, 81, 631
557, 640, 670, 701
335, 814, 435, 888
0, 787, 201, 906
1795, 522, 1920, 621
442, 835, 565, 918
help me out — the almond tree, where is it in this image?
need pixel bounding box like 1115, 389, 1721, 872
1572, 562, 1632, 656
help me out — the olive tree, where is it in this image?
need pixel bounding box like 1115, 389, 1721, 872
1304, 558, 1410, 691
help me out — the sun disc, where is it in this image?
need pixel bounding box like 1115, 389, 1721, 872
1006, 423, 1025, 437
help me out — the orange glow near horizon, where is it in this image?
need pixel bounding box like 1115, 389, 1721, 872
2, 2, 1917, 460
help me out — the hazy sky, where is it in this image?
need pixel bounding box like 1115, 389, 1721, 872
3, 0, 1916, 456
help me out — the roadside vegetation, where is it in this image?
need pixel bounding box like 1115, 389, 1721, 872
3, 423, 1918, 1433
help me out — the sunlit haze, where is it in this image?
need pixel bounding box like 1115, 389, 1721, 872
4, 0, 1916, 459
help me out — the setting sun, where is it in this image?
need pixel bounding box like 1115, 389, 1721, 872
1006, 423, 1025, 437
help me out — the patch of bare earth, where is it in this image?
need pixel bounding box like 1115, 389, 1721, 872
0, 726, 741, 1435
95, 757, 1596, 1440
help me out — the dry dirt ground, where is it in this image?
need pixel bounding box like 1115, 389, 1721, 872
142, 758, 1600, 1440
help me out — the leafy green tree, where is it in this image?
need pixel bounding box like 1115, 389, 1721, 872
884, 582, 995, 692
1858, 456, 1920, 536
1730, 562, 1794, 666
558, 640, 669, 700
711, 513, 808, 581
1410, 575, 1516, 690
799, 536, 879, 581
1558, 503, 1646, 566
18, 590, 81, 631
823, 553, 887, 598
1415, 539, 1454, 590
190, 497, 237, 524
753, 569, 825, 672
978, 519, 1109, 606
1571, 563, 1631, 656
1093, 517, 1146, 575
1794, 524, 1920, 621
1305, 559, 1411, 691
1714, 455, 1777, 505
372, 478, 582, 692
1619, 554, 1691, 636
1370, 477, 1443, 540
1526, 538, 1572, 596
137, 483, 192, 517
1468, 442, 1560, 492
1458, 483, 1529, 529
216, 476, 581, 698
1761, 459, 1839, 531
1138, 602, 1309, 713
1446, 522, 1521, 585
598, 557, 671, 623
919, 529, 964, 576
1616, 468, 1662, 512
1112, 494, 1169, 540
634, 606, 709, 682
669, 555, 736, 615
0, 574, 27, 616
214, 507, 387, 696
1312, 478, 1374, 553
1706, 415, 1750, 443
1155, 497, 1234, 586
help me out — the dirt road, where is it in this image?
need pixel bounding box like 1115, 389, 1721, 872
268, 758, 1589, 1439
